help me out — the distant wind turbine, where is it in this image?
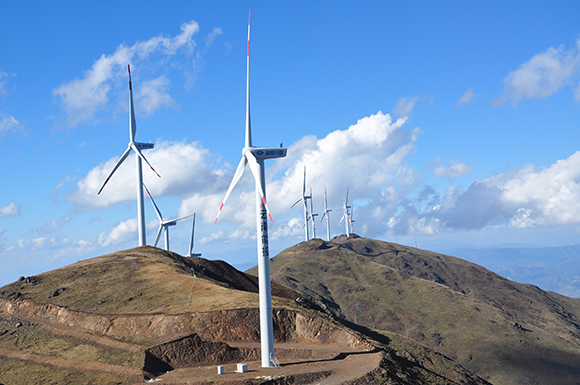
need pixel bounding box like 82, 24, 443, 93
290, 166, 311, 242
350, 204, 355, 235
98, 65, 161, 246
338, 187, 352, 237
214, 11, 286, 368
185, 213, 202, 257
309, 188, 318, 239
320, 187, 332, 241
144, 183, 193, 251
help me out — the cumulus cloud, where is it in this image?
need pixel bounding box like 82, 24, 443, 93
182, 110, 421, 242
53, 20, 209, 126
494, 37, 580, 106
98, 218, 138, 247
392, 151, 580, 234
0, 201, 19, 218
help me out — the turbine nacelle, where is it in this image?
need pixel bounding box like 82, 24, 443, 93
247, 147, 287, 159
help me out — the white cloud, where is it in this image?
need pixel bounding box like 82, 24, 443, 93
37, 216, 70, 234
98, 217, 138, 247
392, 96, 420, 118
66, 140, 227, 210
137, 76, 176, 115
494, 37, 580, 106
53, 20, 201, 126
191, 110, 420, 243
0, 70, 16, 98
457, 86, 477, 106
433, 159, 472, 178
0, 201, 19, 218
0, 113, 21, 136
5, 236, 95, 260
392, 151, 580, 234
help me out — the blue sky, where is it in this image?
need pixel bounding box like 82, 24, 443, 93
2, 1, 580, 285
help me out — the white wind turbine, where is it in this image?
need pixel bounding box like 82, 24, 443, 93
185, 213, 202, 257
214, 11, 286, 368
350, 204, 356, 235
144, 184, 194, 251
320, 187, 332, 241
338, 187, 352, 237
309, 188, 318, 239
98, 65, 161, 246
290, 166, 311, 242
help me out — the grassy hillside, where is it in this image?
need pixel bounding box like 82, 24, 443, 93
0, 246, 491, 384
250, 236, 580, 385
0, 246, 296, 314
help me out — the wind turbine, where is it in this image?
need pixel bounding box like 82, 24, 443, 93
144, 183, 194, 251
320, 187, 332, 241
98, 65, 161, 246
309, 188, 318, 239
338, 187, 352, 237
290, 166, 310, 242
349, 204, 355, 235
185, 213, 202, 257
214, 11, 286, 368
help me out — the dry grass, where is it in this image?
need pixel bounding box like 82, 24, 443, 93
4, 246, 294, 315
257, 236, 580, 385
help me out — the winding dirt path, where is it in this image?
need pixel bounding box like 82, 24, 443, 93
142, 345, 383, 385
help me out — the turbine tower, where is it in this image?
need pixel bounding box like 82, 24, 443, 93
320, 187, 332, 241
309, 188, 318, 239
349, 204, 355, 235
185, 213, 202, 257
144, 183, 193, 251
338, 187, 352, 237
290, 166, 310, 242
214, 11, 286, 368
98, 65, 161, 246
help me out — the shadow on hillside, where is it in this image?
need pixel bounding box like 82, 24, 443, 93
335, 317, 392, 346
281, 347, 382, 368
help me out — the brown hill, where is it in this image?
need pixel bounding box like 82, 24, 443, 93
249, 235, 580, 385
0, 246, 489, 385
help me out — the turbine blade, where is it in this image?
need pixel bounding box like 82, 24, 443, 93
246, 152, 273, 222
128, 65, 137, 143
97, 145, 132, 195
143, 183, 163, 221
290, 198, 302, 209
302, 166, 306, 196
165, 213, 194, 224
338, 212, 347, 226
188, 213, 196, 255
245, 10, 252, 148
215, 156, 247, 224
131, 143, 161, 178
154, 226, 163, 248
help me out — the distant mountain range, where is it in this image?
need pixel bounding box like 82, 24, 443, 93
436, 244, 580, 297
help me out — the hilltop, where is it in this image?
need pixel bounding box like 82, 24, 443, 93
0, 246, 489, 384
249, 235, 580, 385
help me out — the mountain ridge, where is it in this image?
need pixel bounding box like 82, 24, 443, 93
0, 246, 490, 384
249, 235, 580, 385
